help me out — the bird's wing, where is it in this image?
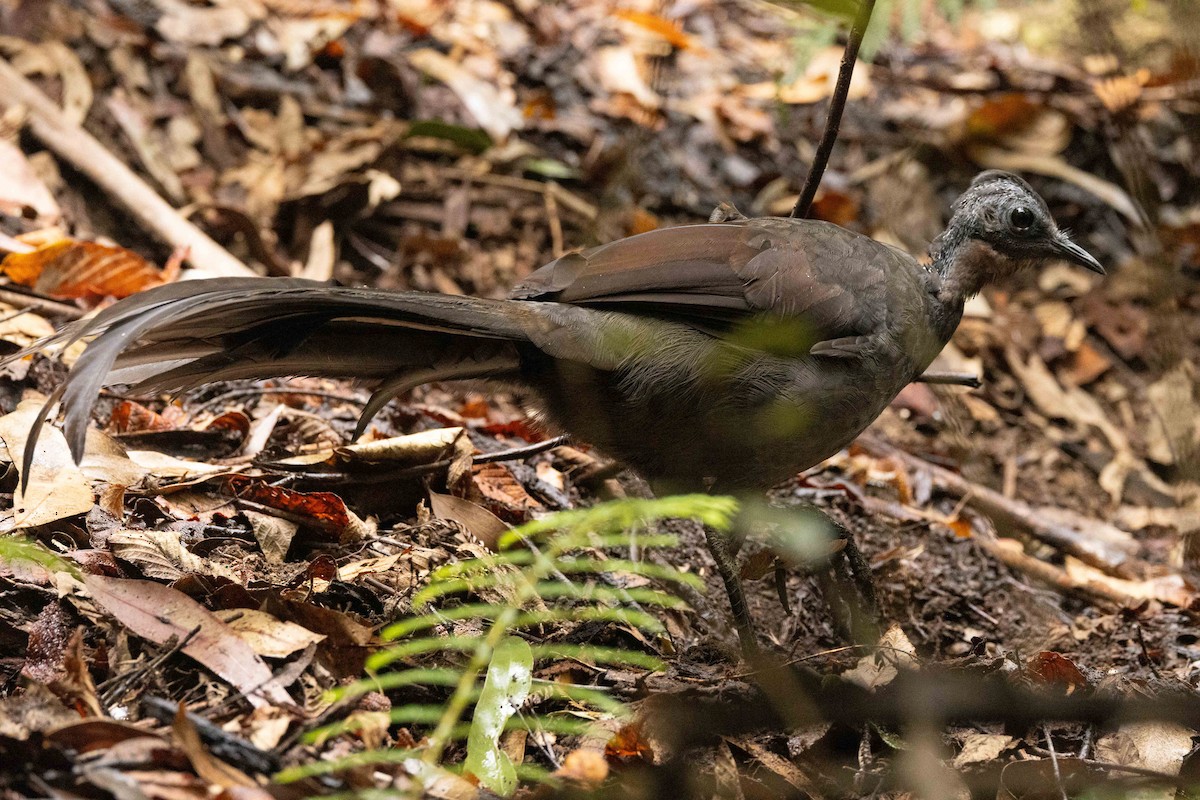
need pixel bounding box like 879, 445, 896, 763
510, 217, 911, 344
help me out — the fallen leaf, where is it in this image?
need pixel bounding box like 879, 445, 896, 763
408, 49, 522, 141
214, 609, 325, 659
430, 492, 510, 551
0, 239, 177, 300
0, 139, 60, 222
841, 624, 917, 690
0, 400, 93, 528
1025, 651, 1089, 693
83, 575, 292, 708
953, 733, 1015, 768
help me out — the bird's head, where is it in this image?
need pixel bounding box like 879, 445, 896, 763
934, 170, 1104, 300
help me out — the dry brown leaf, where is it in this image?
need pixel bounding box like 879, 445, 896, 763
614, 10, 694, 50
1145, 360, 1199, 467
429, 492, 509, 551
228, 475, 375, 543
84, 575, 293, 708
841, 624, 917, 690
154, 0, 264, 46
1094, 720, 1195, 800
244, 509, 298, 564
9, 40, 93, 125
471, 462, 543, 522
754, 46, 871, 105
108, 529, 240, 582
966, 94, 1070, 156
172, 704, 256, 788
1025, 651, 1089, 693
0, 239, 177, 300
277, 427, 467, 466
554, 749, 609, 786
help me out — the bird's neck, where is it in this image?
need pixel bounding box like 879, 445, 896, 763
926, 225, 977, 341
929, 225, 996, 306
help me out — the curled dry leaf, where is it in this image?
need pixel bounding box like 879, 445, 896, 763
776, 47, 872, 105
471, 462, 543, 523
10, 40, 93, 125
154, 0, 265, 46
107, 529, 241, 582
172, 703, 256, 789
228, 475, 375, 543
1094, 719, 1195, 800
841, 624, 918, 691
953, 733, 1016, 769
614, 10, 695, 50
965, 94, 1071, 156
276, 426, 467, 466
1024, 651, 1089, 694
429, 492, 509, 551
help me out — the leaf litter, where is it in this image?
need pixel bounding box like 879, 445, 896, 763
0, 0, 1197, 796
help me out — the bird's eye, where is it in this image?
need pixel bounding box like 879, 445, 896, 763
1009, 206, 1036, 230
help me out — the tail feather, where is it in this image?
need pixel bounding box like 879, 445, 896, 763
14, 279, 533, 470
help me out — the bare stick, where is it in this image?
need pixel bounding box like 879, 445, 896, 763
860, 438, 1142, 576
915, 371, 982, 388
0, 56, 256, 278
791, 0, 878, 219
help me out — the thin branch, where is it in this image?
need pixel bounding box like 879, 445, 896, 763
0, 56, 256, 278
791, 0, 878, 219
915, 371, 982, 388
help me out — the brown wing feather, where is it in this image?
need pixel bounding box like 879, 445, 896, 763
510, 217, 916, 342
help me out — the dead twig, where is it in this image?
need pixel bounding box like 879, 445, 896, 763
0, 286, 83, 320
0, 56, 256, 279
915, 371, 982, 388
860, 438, 1140, 576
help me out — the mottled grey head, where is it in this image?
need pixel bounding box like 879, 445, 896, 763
933, 171, 1104, 300
956, 171, 1104, 273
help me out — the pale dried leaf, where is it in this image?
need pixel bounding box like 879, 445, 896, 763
0, 400, 93, 528
214, 609, 325, 659
953, 733, 1015, 768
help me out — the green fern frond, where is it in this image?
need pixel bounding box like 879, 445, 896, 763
291, 495, 733, 794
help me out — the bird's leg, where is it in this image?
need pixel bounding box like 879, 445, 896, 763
813, 511, 880, 643
703, 526, 758, 657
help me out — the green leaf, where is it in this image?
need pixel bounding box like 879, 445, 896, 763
464, 636, 533, 795
405, 120, 493, 154
0, 537, 79, 578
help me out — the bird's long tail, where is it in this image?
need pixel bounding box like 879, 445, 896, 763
16, 278, 533, 466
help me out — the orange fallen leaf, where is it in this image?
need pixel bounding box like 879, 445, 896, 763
605, 722, 654, 763
0, 239, 178, 300
1025, 651, 1090, 695
613, 10, 692, 50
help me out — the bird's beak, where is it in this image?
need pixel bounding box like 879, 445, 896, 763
1053, 236, 1105, 275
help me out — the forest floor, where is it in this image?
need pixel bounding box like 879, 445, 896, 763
0, 0, 1198, 797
